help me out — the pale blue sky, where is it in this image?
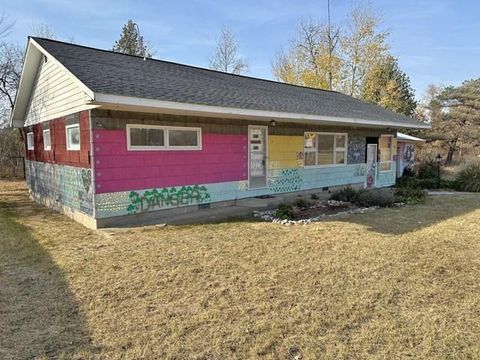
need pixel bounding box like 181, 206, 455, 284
2, 0, 479, 99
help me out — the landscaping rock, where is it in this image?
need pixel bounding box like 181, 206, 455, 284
253, 199, 388, 226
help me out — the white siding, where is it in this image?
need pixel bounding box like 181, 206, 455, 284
24, 57, 93, 126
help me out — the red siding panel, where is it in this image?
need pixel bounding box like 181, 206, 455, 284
25, 111, 91, 168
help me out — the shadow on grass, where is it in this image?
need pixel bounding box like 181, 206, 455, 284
0, 195, 95, 359
333, 194, 480, 235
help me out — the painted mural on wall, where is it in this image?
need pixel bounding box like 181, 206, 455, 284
126, 185, 211, 214
354, 163, 367, 177
347, 136, 366, 164
25, 160, 93, 216
94, 162, 391, 219
376, 163, 397, 188
268, 168, 303, 193
404, 144, 415, 171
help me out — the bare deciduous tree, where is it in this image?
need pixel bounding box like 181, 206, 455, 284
0, 42, 23, 126
209, 26, 248, 74
0, 126, 24, 177
0, 12, 14, 39
29, 23, 56, 39
273, 3, 389, 98
341, 3, 389, 96
0, 15, 24, 176
272, 20, 341, 90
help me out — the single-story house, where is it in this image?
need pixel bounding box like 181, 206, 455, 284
11, 37, 429, 228
396, 132, 425, 177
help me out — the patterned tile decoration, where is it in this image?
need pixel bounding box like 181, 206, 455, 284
93, 133, 397, 219
347, 135, 366, 164
268, 168, 303, 193
354, 163, 367, 176
404, 144, 415, 170
376, 162, 397, 188
94, 163, 396, 219
25, 160, 93, 216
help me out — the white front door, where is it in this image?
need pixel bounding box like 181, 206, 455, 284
366, 144, 377, 188
396, 146, 402, 178
248, 126, 268, 189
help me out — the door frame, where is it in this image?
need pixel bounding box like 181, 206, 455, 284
247, 125, 269, 190
396, 145, 402, 178
366, 143, 378, 188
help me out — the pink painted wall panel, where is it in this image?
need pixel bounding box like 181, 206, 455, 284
93, 129, 248, 193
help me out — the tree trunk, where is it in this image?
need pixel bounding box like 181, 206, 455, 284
446, 142, 456, 165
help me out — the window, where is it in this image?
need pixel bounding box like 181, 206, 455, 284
43, 129, 51, 150
379, 135, 393, 171
304, 132, 348, 167
27, 132, 34, 150
127, 124, 202, 150
66, 124, 80, 150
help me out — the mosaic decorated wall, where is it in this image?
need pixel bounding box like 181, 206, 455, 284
25, 160, 94, 216
376, 163, 397, 188
347, 135, 367, 164
90, 112, 397, 219
94, 163, 375, 218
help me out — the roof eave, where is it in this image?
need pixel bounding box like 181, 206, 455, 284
9, 38, 95, 128
92, 93, 431, 130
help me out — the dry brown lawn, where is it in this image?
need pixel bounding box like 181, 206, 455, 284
1, 180, 480, 359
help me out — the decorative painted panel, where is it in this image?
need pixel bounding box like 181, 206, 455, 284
347, 135, 366, 164
376, 162, 397, 188
95, 163, 371, 218
93, 129, 248, 194
25, 160, 93, 216
268, 135, 304, 170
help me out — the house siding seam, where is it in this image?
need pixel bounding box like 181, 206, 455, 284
93, 129, 248, 194
24, 54, 92, 126
25, 111, 91, 168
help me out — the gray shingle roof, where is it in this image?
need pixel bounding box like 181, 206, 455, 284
33, 37, 425, 128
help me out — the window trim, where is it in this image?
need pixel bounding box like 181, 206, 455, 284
303, 132, 348, 168
378, 134, 394, 172
126, 124, 202, 151
43, 129, 51, 151
27, 132, 34, 150
66, 123, 81, 151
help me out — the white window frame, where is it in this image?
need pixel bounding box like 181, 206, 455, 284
43, 129, 51, 151
126, 124, 202, 151
379, 134, 394, 172
27, 132, 34, 150
66, 124, 81, 151
303, 132, 348, 168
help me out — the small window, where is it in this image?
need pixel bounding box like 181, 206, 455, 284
66, 124, 80, 150
27, 132, 34, 150
127, 125, 202, 150
304, 132, 348, 167
130, 127, 165, 147
43, 129, 51, 150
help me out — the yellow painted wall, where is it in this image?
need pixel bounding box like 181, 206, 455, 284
268, 135, 304, 170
